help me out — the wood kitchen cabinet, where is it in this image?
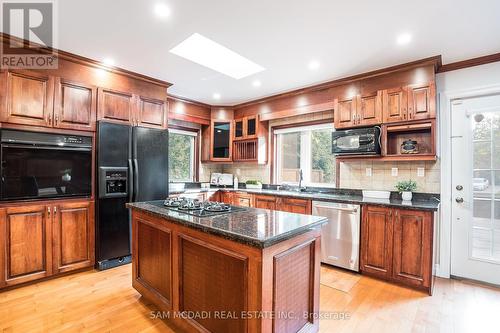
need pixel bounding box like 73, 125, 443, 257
220, 191, 233, 205
210, 120, 233, 161
1, 70, 55, 128
232, 192, 253, 207
383, 82, 435, 123
0, 204, 52, 288
360, 205, 434, 294
0, 199, 95, 289
360, 205, 393, 279
254, 194, 277, 210
136, 95, 168, 129
334, 92, 382, 129
97, 87, 136, 125
233, 116, 258, 140
54, 78, 97, 131
276, 197, 312, 215
52, 201, 95, 274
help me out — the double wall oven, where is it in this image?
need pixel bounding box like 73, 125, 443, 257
0, 129, 92, 201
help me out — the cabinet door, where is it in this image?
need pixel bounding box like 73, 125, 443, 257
357, 91, 382, 126
206, 191, 220, 202
234, 119, 244, 140
407, 82, 435, 121
137, 96, 167, 129
97, 88, 135, 125
211, 120, 232, 161
254, 195, 276, 210
0, 205, 52, 287
334, 97, 357, 129
245, 116, 258, 139
360, 205, 393, 279
53, 201, 95, 274
1, 70, 54, 127
382, 87, 407, 123
277, 197, 311, 214
220, 192, 233, 204
54, 78, 97, 131
233, 193, 253, 207
392, 209, 433, 288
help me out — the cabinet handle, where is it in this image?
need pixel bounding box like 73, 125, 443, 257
47, 206, 51, 216
55, 114, 59, 126
54, 206, 57, 214
48, 114, 53, 126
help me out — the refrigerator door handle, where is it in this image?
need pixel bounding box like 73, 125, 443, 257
133, 159, 139, 201
128, 159, 134, 202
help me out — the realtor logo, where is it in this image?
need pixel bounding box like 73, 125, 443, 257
1, 0, 58, 69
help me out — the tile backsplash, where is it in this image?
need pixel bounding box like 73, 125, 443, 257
339, 160, 440, 194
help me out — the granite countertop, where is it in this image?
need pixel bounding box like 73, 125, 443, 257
127, 201, 328, 248
172, 187, 440, 211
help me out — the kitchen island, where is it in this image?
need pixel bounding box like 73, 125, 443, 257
127, 200, 328, 333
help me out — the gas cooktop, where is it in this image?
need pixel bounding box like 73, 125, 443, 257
153, 197, 247, 217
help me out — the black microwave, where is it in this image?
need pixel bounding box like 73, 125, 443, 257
332, 126, 381, 155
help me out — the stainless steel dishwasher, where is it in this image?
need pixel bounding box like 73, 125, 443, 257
312, 201, 361, 272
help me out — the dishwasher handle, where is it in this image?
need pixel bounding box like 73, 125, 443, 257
313, 203, 358, 213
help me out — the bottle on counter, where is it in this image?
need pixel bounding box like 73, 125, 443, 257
234, 176, 239, 189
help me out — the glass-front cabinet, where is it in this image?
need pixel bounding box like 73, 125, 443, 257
211, 120, 232, 161
233, 116, 258, 140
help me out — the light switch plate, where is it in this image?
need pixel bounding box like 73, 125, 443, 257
417, 167, 425, 177
391, 168, 398, 176
365, 168, 372, 177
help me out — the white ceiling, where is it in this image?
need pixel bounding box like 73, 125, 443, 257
54, 0, 500, 105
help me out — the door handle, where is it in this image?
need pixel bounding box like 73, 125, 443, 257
456, 185, 463, 191
133, 159, 139, 201
456, 197, 464, 203
128, 159, 134, 202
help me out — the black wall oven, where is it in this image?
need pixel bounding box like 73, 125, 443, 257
0, 130, 92, 201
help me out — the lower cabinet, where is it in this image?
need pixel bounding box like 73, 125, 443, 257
254, 194, 277, 210
220, 191, 233, 205
360, 205, 434, 294
53, 201, 95, 274
0, 199, 95, 289
232, 192, 253, 207
276, 197, 312, 215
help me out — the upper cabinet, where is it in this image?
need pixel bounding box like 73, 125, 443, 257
334, 92, 382, 129
54, 78, 97, 131
136, 96, 168, 129
97, 88, 135, 125
1, 70, 55, 127
0, 68, 168, 132
383, 82, 435, 124
210, 120, 233, 161
97, 88, 167, 129
233, 116, 258, 140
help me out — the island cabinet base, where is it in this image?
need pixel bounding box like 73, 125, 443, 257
131, 209, 322, 333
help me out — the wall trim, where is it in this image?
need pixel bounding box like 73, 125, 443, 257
438, 83, 500, 279
437, 53, 500, 73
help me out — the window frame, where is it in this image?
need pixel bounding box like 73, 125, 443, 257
168, 126, 200, 182
272, 121, 336, 187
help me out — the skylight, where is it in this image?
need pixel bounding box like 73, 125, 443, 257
170, 33, 265, 80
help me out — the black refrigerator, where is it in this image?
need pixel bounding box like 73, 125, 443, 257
96, 121, 169, 270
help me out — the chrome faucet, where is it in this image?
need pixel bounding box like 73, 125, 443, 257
298, 169, 305, 190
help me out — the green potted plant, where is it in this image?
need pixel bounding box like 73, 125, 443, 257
245, 180, 262, 189
395, 180, 417, 201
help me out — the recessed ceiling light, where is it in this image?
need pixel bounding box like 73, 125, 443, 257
170, 33, 265, 79
103, 57, 115, 66
397, 33, 412, 45
252, 80, 261, 87
213, 93, 221, 100
154, 3, 171, 18
308, 60, 320, 70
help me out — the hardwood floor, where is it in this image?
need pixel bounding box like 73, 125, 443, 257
1, 264, 499, 333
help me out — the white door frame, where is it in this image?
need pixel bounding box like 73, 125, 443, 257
439, 84, 500, 278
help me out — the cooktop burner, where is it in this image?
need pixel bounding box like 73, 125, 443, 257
153, 197, 246, 217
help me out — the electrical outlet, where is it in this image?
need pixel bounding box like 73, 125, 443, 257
417, 167, 425, 177
365, 167, 372, 177
391, 168, 398, 176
